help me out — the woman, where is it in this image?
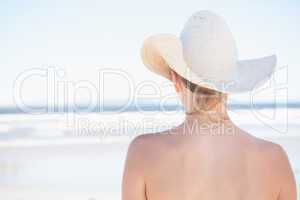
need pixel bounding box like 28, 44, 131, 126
122, 11, 296, 200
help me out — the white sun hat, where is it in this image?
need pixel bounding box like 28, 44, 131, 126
141, 10, 276, 93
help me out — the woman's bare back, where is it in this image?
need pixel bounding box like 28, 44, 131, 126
122, 124, 296, 200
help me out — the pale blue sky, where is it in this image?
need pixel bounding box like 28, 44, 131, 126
0, 0, 299, 107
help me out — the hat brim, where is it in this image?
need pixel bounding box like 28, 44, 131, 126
141, 34, 276, 94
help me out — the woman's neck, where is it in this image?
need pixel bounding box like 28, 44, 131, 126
185, 102, 230, 123
177, 102, 236, 136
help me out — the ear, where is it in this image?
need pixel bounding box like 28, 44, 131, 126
170, 70, 182, 93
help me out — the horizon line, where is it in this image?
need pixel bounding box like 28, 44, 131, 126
0, 101, 299, 114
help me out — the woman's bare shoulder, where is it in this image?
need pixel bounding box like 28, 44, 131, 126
233, 128, 289, 164
252, 136, 296, 198
248, 134, 285, 155
125, 133, 171, 172
242, 132, 291, 168
128, 132, 171, 151
127, 131, 177, 159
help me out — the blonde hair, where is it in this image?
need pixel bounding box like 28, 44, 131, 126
179, 75, 227, 112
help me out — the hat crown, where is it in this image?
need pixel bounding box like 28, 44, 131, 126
180, 11, 238, 80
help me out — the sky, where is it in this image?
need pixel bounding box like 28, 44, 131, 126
0, 0, 299, 108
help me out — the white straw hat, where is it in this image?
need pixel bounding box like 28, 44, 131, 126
141, 10, 276, 93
